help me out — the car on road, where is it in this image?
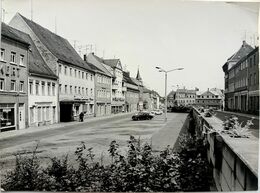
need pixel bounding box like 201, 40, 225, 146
155, 109, 163, 115
132, 112, 154, 121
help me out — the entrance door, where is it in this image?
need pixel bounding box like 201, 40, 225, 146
19, 103, 25, 129
60, 103, 73, 122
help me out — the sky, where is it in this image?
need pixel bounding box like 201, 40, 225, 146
3, 0, 258, 96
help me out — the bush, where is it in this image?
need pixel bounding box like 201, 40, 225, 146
3, 135, 212, 192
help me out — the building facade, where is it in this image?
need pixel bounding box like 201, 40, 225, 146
123, 71, 139, 112
0, 23, 29, 131
175, 88, 196, 106
222, 41, 258, 114
143, 88, 159, 111
10, 13, 95, 122
195, 89, 222, 109
86, 58, 112, 117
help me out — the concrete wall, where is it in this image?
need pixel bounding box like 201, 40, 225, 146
192, 108, 258, 191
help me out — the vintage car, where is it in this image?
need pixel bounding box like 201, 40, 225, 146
132, 112, 154, 121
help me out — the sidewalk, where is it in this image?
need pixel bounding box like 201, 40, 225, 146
216, 110, 259, 120
151, 113, 188, 152
0, 112, 134, 140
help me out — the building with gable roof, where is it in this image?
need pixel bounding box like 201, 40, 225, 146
0, 23, 30, 131
123, 71, 139, 112
195, 89, 223, 109
10, 13, 95, 122
84, 54, 112, 117
222, 41, 258, 114
142, 87, 160, 111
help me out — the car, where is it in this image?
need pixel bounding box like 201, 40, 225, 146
150, 111, 156, 116
132, 112, 154, 121
155, 109, 163, 115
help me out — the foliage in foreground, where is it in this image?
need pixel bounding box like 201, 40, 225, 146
3, 134, 212, 192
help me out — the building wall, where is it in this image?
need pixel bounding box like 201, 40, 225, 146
0, 36, 29, 131
125, 87, 139, 112
28, 76, 58, 127
95, 72, 112, 116
176, 91, 196, 106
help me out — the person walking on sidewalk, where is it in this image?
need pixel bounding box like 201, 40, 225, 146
79, 112, 84, 122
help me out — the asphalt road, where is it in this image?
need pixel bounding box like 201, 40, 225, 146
0, 113, 184, 173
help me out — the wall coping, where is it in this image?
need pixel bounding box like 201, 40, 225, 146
193, 107, 258, 177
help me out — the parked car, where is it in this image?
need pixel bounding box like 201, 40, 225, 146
132, 112, 154, 121
155, 109, 163, 115
150, 111, 156, 116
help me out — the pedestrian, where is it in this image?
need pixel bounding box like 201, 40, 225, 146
79, 112, 84, 122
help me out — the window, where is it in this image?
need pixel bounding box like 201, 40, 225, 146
29, 81, 33, 94
86, 88, 88, 96
10, 52, 16, 63
70, 86, 72, 94
82, 72, 84, 79
42, 82, 45, 95
91, 88, 93, 96
254, 73, 257, 85
59, 64, 62, 73
64, 66, 67, 75
0, 78, 5, 90
52, 83, 55, 95
75, 86, 77, 94
70, 68, 72, 76
91, 75, 93, 81
11, 80, 16, 91
78, 87, 81, 94
38, 107, 42, 122
36, 82, 39, 95
30, 107, 34, 124
78, 70, 80, 78
86, 73, 88, 80
59, 84, 62, 93
82, 87, 84, 95
19, 81, 24, 92
47, 83, 51, 95
1, 49, 5, 61
65, 85, 68, 94
75, 69, 77, 77
20, 55, 25, 66
12, 67, 16, 76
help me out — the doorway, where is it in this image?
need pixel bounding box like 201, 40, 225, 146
60, 103, 73, 122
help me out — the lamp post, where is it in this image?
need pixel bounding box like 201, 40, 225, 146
156, 67, 184, 122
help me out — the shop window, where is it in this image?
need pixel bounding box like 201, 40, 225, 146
0, 105, 15, 128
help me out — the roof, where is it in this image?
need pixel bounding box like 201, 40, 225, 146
130, 77, 142, 86
2, 22, 56, 79
87, 61, 107, 75
18, 30, 57, 79
224, 41, 254, 70
89, 53, 113, 77
2, 22, 30, 46
17, 13, 91, 71
103, 59, 120, 68
123, 71, 138, 86
176, 88, 196, 94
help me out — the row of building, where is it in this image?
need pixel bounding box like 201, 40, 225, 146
167, 87, 224, 109
222, 41, 259, 115
0, 13, 161, 132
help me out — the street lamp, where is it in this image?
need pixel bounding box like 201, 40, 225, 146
156, 66, 184, 122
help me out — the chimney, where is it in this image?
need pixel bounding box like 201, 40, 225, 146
83, 54, 87, 61
242, 40, 246, 47
207, 88, 209, 92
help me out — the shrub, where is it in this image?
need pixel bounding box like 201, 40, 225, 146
3, 135, 212, 192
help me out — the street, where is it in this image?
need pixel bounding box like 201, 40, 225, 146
0, 112, 187, 173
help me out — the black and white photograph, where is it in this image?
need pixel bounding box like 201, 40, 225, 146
0, 0, 259, 192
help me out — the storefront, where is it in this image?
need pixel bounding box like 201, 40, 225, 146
0, 103, 16, 131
